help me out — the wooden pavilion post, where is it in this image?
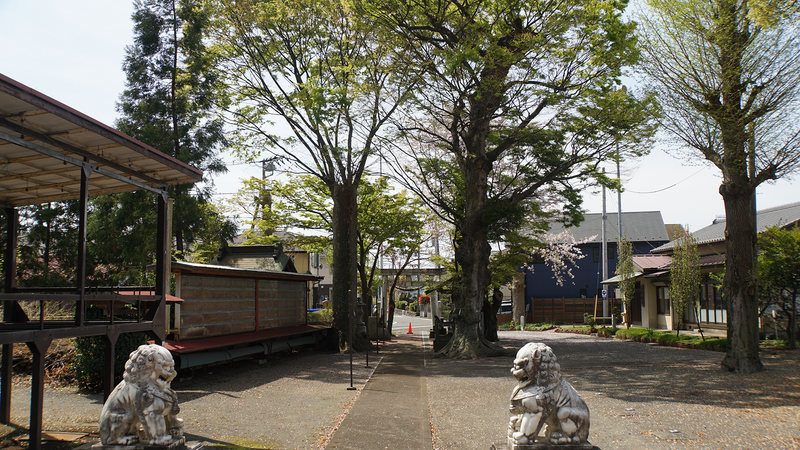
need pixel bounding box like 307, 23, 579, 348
75, 163, 92, 327
1, 207, 18, 424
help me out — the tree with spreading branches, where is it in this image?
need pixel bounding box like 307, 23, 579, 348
210, 0, 414, 351
359, 0, 657, 358
637, 0, 800, 372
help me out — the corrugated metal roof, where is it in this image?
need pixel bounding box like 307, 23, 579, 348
548, 211, 669, 243
0, 73, 202, 207
632, 254, 672, 270
652, 201, 800, 253
169, 260, 321, 281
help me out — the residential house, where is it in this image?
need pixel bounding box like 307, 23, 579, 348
524, 211, 671, 324
610, 201, 800, 331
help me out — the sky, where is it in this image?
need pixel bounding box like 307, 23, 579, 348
1, 0, 797, 234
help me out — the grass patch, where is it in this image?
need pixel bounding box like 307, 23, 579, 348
499, 321, 565, 331
761, 339, 800, 349
525, 322, 564, 331
554, 326, 594, 335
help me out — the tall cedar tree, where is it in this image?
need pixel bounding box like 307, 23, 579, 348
211, 0, 413, 351
360, 0, 657, 358
16, 202, 80, 288
97, 0, 229, 281
637, 0, 800, 372
669, 229, 700, 337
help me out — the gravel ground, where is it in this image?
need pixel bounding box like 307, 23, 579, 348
427, 330, 800, 450
6, 348, 380, 449
5, 330, 800, 450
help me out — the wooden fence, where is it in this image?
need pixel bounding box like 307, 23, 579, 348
531, 297, 603, 324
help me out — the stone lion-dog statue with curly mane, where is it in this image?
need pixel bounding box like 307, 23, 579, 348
508, 343, 590, 448
99, 344, 184, 447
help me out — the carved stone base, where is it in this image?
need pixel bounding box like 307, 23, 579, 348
87, 438, 203, 450
507, 436, 593, 450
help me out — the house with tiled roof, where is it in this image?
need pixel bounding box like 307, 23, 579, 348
524, 211, 671, 324
606, 201, 800, 331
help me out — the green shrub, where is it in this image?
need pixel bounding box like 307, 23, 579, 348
73, 331, 148, 391
524, 322, 558, 331
596, 327, 617, 337
396, 300, 408, 310
499, 322, 518, 331
555, 326, 593, 334
656, 333, 680, 346
585, 315, 596, 327
698, 338, 727, 351
308, 309, 333, 323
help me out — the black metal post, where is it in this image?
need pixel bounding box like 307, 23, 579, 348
348, 289, 355, 390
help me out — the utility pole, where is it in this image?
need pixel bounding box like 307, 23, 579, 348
601, 168, 608, 318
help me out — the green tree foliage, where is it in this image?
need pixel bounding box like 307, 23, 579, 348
360, 0, 657, 358
210, 0, 413, 351
758, 225, 800, 349
237, 175, 427, 325
637, 0, 800, 372
184, 202, 238, 263
16, 202, 79, 287
100, 0, 230, 277
670, 229, 701, 337
616, 235, 635, 329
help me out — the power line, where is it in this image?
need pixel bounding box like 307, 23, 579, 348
625, 167, 708, 194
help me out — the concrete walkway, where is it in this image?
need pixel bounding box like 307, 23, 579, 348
326, 320, 433, 450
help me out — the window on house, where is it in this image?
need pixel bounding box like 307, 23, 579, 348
593, 243, 617, 262
657, 286, 670, 315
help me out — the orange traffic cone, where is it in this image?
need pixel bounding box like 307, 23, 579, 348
407, 322, 413, 334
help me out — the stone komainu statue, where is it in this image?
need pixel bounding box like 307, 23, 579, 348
508, 342, 590, 447
99, 344, 184, 446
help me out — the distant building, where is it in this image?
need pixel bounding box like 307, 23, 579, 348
525, 211, 671, 324
625, 201, 800, 331
212, 234, 333, 307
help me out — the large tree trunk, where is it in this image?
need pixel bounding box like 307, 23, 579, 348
437, 160, 503, 359
483, 288, 503, 341
719, 185, 764, 373
331, 183, 369, 352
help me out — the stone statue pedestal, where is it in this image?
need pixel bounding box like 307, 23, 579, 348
80, 439, 204, 450
507, 436, 594, 449
90, 438, 186, 450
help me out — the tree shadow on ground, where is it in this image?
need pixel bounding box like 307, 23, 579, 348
425, 330, 800, 410
172, 345, 383, 402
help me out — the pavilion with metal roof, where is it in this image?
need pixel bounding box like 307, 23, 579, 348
0, 73, 202, 449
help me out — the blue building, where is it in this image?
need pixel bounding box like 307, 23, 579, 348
524, 211, 671, 323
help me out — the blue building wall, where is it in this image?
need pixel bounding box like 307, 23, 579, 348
524, 241, 663, 304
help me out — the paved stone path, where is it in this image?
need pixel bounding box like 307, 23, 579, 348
326, 336, 432, 450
